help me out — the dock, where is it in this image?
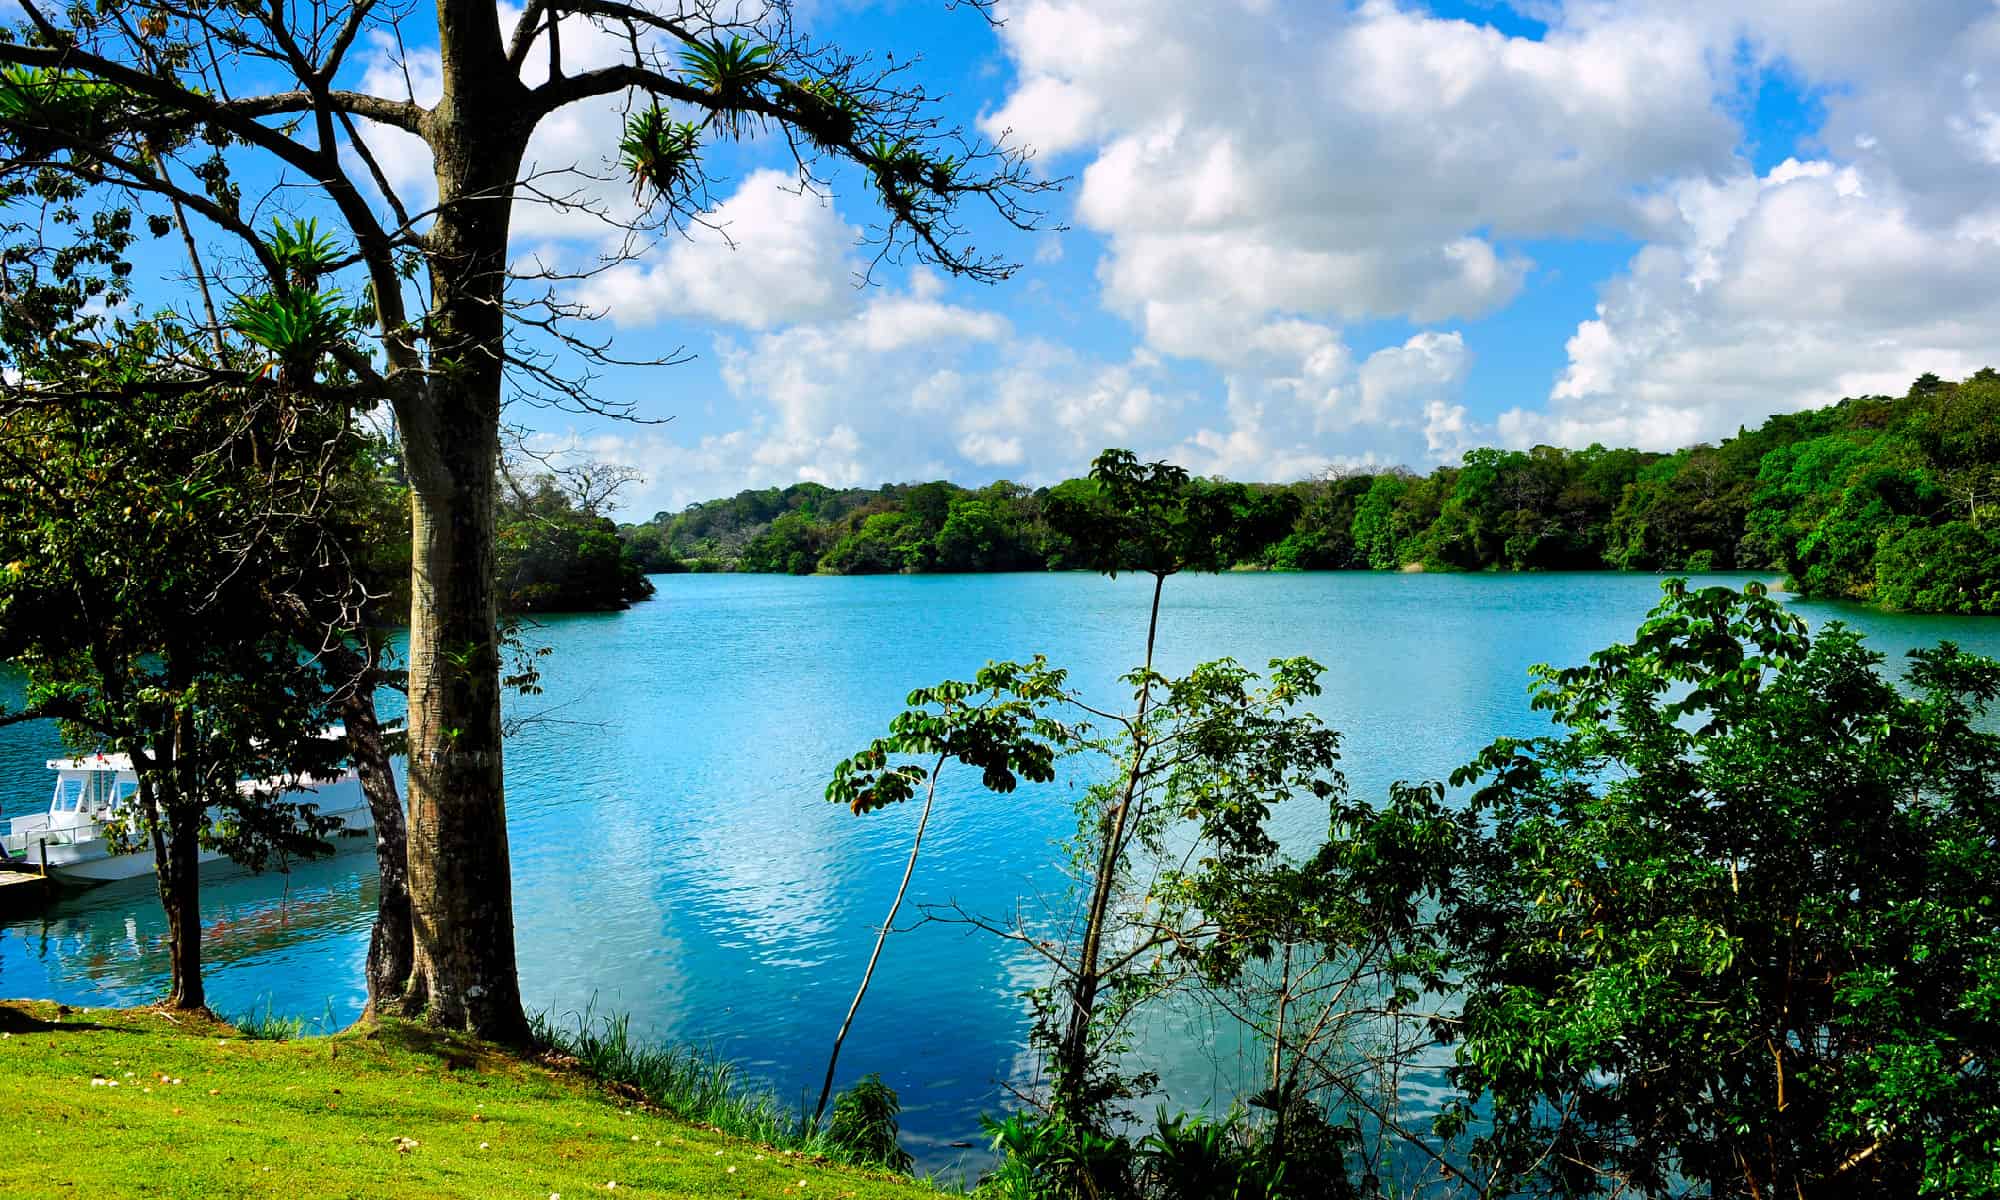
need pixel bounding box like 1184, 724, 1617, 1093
0, 867, 53, 917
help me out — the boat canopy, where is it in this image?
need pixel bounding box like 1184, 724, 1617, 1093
48, 752, 135, 772
43, 728, 354, 780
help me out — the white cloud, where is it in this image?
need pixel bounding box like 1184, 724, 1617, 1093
1499, 1, 2000, 446
577, 320, 1202, 515
967, 0, 1761, 478
1359, 332, 1473, 437
974, 0, 2000, 467
710, 281, 1016, 487
989, 0, 1737, 352
1167, 330, 1477, 480
578, 172, 862, 329
348, 33, 442, 213
1513, 156, 2000, 449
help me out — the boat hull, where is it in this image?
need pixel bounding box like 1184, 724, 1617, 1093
10, 775, 376, 886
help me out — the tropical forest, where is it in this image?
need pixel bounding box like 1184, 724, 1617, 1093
627, 371, 2000, 613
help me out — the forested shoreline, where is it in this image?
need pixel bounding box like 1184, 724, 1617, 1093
622, 371, 2000, 614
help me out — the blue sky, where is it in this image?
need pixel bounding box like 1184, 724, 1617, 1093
121, 1, 2000, 518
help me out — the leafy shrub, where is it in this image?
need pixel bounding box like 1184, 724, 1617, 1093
977, 1112, 1130, 1199
826, 1073, 913, 1173
1872, 520, 2000, 613
1137, 1109, 1283, 1200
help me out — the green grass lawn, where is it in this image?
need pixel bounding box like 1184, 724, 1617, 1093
0, 1000, 943, 1200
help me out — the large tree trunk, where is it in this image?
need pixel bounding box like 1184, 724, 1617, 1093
399, 372, 529, 1041
342, 683, 412, 1018
393, 15, 533, 1042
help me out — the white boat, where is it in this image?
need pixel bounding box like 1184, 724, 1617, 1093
0, 748, 377, 884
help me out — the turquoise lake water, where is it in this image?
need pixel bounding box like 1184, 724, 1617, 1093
3, 571, 1997, 1166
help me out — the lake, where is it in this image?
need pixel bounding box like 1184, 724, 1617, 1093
4, 571, 1997, 1168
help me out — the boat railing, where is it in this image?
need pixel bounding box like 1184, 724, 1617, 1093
2, 825, 92, 854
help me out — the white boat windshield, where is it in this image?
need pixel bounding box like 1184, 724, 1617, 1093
50, 769, 134, 815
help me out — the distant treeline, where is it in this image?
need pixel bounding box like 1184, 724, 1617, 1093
620, 371, 2000, 614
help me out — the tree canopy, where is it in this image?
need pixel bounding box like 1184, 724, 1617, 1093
1439, 583, 2000, 1197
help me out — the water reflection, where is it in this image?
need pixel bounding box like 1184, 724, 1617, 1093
0, 850, 373, 1020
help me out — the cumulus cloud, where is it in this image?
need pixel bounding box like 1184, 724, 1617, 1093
962, 0, 1753, 477
710, 277, 1015, 487
578, 172, 862, 329
574, 306, 1478, 517
1509, 155, 2000, 450
1496, 1, 2000, 448
971, 0, 2000, 468
987, 0, 1737, 348
569, 321, 1199, 516
1163, 329, 1478, 481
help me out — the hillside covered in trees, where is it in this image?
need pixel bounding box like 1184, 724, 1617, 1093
621, 371, 2000, 614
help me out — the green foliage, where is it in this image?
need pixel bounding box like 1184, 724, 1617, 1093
0, 67, 133, 155
1733, 374, 2000, 608
979, 1105, 1371, 1200
826, 657, 1070, 815
977, 1112, 1131, 1200
1873, 520, 2000, 613
736, 510, 827, 574
1273, 477, 1370, 569
1441, 580, 2000, 1197
227, 287, 354, 359
0, 277, 394, 1006
615, 522, 681, 575
817, 519, 2000, 1200
649, 481, 882, 566
0, 322, 354, 854
264, 217, 344, 281
619, 106, 701, 204
827, 1074, 915, 1174
495, 475, 654, 613
821, 510, 935, 574
1046, 449, 1227, 577
535, 1008, 824, 1153
788, 77, 864, 149
833, 653, 1357, 1140
534, 1008, 929, 1177
1137, 1109, 1285, 1200
679, 37, 776, 139
1348, 474, 1412, 570
830, 454, 1375, 1192
231, 998, 308, 1042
